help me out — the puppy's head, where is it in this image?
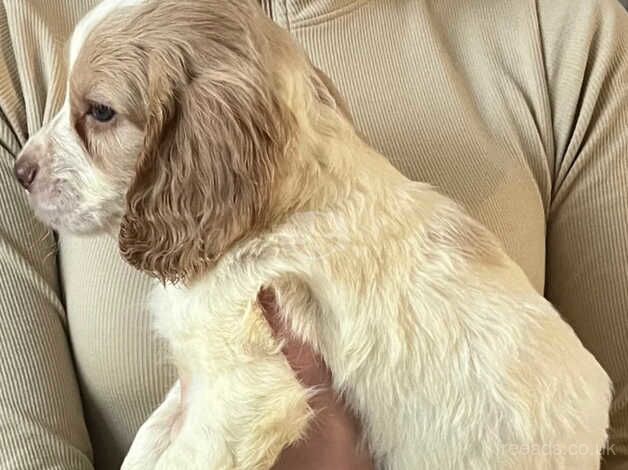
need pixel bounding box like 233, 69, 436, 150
15, 0, 304, 282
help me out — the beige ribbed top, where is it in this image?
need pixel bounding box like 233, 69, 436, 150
0, 1, 627, 469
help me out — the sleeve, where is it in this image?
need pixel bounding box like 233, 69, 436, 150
538, 0, 628, 467
0, 2, 94, 469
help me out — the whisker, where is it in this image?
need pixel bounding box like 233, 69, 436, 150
36, 229, 53, 246
27, 229, 59, 265
42, 246, 60, 264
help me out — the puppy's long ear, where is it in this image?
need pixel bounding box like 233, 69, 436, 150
119, 42, 295, 283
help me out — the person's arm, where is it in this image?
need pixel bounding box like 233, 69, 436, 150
538, 1, 628, 468
0, 2, 94, 468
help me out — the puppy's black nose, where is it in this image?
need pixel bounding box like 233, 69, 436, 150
14, 158, 39, 190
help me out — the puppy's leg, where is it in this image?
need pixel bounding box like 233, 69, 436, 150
122, 382, 183, 470
152, 300, 313, 470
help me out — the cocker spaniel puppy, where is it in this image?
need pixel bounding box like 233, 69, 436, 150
14, 0, 611, 469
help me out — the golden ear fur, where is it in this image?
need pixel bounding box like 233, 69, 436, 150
118, 1, 296, 283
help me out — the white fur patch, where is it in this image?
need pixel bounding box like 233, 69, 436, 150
69, 0, 145, 70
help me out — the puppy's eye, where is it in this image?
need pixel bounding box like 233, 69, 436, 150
88, 103, 116, 123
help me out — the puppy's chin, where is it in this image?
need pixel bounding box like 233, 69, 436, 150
28, 192, 123, 238
35, 211, 115, 237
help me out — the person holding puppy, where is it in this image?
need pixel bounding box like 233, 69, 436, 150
0, 0, 627, 469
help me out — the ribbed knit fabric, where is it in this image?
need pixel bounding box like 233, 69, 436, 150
0, 1, 626, 469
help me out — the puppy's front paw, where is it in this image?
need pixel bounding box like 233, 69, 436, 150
155, 435, 234, 470
122, 382, 184, 470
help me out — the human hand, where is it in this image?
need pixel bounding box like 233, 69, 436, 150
258, 288, 375, 470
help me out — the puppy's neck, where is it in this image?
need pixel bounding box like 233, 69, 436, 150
270, 66, 404, 220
